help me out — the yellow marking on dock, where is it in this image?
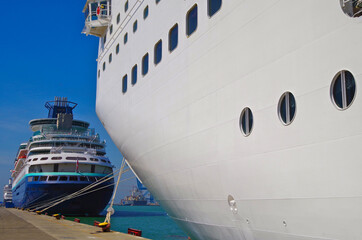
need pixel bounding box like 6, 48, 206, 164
1, 207, 150, 240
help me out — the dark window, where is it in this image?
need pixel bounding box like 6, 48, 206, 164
103, 62, 106, 71
109, 53, 112, 63
54, 164, 59, 172
116, 44, 120, 54
154, 40, 162, 65
169, 24, 178, 52
103, 35, 107, 44
186, 5, 198, 36
89, 176, 96, 182
133, 20, 138, 33
109, 24, 113, 34
142, 53, 149, 76
51, 157, 62, 160
66, 157, 86, 161
39, 176, 47, 181
101, 159, 107, 163
208, 0, 222, 17
156, 0, 160, 4
125, 0, 129, 12
40, 157, 48, 161
122, 75, 128, 93
91, 165, 95, 173
80, 176, 88, 181
59, 176, 68, 181
239, 107, 253, 136
117, 13, 120, 24
144, 6, 149, 19
132, 65, 137, 85
98, 70, 100, 78
331, 70, 356, 110
69, 176, 78, 181
278, 92, 296, 125
33, 158, 38, 161
34, 176, 39, 181
48, 176, 58, 181
124, 33, 128, 44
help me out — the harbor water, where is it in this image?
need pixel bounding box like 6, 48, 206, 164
67, 205, 188, 240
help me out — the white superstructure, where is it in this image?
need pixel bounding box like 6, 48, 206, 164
84, 0, 362, 239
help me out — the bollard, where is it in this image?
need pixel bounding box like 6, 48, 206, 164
98, 222, 111, 232
74, 218, 80, 223
94, 221, 100, 227
53, 214, 61, 220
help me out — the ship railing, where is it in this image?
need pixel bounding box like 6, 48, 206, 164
97, 0, 144, 62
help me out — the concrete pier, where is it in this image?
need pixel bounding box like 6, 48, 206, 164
0, 207, 149, 240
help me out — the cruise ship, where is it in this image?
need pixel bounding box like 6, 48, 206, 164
83, 0, 362, 239
11, 97, 114, 215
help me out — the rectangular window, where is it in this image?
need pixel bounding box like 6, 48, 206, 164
69, 176, 78, 181
34, 176, 39, 181
122, 74, 128, 93
48, 176, 58, 181
133, 20, 138, 33
208, 0, 222, 17
28, 177, 33, 182
54, 164, 59, 172
91, 165, 95, 173
187, 5, 198, 36
132, 65, 137, 85
154, 40, 162, 65
169, 24, 178, 52
39, 176, 47, 181
59, 176, 68, 181
142, 53, 149, 76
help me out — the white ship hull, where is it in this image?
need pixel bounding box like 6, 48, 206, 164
94, 0, 362, 239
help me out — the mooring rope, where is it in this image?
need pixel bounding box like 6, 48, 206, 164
31, 167, 130, 212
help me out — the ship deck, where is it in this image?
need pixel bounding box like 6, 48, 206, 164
0, 207, 149, 240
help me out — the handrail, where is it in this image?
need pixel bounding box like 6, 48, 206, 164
97, 0, 144, 62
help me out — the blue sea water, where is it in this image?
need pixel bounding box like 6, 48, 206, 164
69, 205, 188, 240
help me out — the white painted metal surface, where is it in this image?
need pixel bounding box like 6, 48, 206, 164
93, 0, 362, 239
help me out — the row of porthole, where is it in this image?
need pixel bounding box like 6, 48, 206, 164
101, 0, 161, 76
239, 70, 357, 136
116, 0, 222, 93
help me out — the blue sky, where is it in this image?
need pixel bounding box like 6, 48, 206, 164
0, 0, 136, 200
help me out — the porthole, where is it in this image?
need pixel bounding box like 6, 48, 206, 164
154, 40, 162, 65
103, 62, 106, 71
117, 13, 120, 24
239, 107, 253, 136
122, 74, 128, 93
186, 4, 198, 36
208, 0, 222, 17
278, 92, 296, 125
125, 0, 129, 12
330, 70, 356, 110
116, 44, 120, 54
144, 6, 149, 19
133, 20, 138, 33
169, 24, 178, 52
340, 0, 362, 18
132, 65, 137, 85
124, 32, 128, 44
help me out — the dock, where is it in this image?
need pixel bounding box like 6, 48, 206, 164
0, 207, 149, 240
